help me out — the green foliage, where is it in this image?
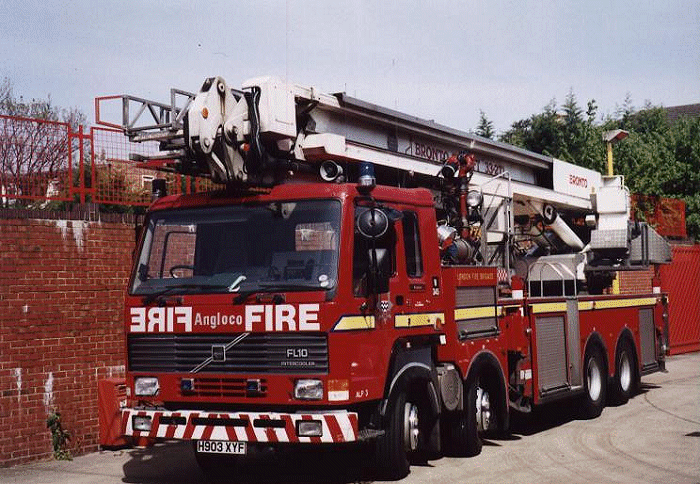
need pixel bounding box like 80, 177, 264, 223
475, 110, 495, 139
46, 412, 72, 461
499, 93, 700, 240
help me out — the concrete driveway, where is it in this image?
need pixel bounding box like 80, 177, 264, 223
2, 352, 699, 484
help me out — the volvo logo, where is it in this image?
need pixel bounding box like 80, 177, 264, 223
211, 344, 226, 362
190, 333, 250, 373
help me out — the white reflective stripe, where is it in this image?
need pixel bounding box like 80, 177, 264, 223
251, 417, 268, 441
174, 418, 187, 439
230, 424, 244, 441
337, 414, 355, 441
123, 411, 133, 434
156, 422, 168, 438
274, 426, 289, 443
209, 426, 228, 440
319, 417, 333, 443
264, 413, 290, 442
191, 425, 205, 440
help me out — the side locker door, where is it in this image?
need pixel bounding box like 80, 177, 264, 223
534, 313, 569, 396
639, 308, 656, 369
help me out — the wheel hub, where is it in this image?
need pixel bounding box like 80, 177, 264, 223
587, 358, 602, 401
619, 350, 631, 391
404, 402, 419, 452
476, 386, 491, 432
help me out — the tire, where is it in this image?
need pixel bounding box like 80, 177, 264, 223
374, 391, 412, 480
443, 378, 482, 457
610, 339, 636, 404
581, 346, 607, 419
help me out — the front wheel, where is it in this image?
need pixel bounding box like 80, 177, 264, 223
373, 391, 414, 480
581, 346, 607, 419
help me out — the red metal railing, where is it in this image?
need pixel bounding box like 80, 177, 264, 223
0, 114, 213, 207
0, 115, 73, 204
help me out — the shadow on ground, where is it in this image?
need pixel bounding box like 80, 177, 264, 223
122, 389, 654, 483
508, 386, 650, 437
122, 441, 374, 484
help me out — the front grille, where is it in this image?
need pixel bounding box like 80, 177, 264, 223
183, 377, 268, 398
128, 333, 328, 374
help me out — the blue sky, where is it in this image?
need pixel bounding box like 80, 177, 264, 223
1, 0, 698, 133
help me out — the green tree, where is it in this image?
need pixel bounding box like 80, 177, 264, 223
476, 110, 495, 139
499, 93, 699, 240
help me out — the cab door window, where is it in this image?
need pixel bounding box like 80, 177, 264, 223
402, 211, 423, 278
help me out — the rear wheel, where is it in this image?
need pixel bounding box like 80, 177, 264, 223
443, 378, 482, 457
581, 346, 606, 418
611, 339, 636, 404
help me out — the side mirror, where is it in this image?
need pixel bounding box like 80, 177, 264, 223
356, 207, 389, 238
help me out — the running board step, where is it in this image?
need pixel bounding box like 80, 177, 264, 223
358, 429, 385, 441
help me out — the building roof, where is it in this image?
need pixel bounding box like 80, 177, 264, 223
664, 104, 700, 123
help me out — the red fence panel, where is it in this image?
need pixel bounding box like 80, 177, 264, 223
0, 114, 73, 205
660, 245, 700, 354
91, 127, 186, 206
1, 115, 216, 208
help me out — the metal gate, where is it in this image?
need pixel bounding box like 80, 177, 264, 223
660, 245, 700, 354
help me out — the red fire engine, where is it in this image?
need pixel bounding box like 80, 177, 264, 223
97, 76, 671, 479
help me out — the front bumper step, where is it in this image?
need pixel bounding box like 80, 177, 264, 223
123, 409, 359, 444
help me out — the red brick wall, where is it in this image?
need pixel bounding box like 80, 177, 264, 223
0, 214, 136, 467
618, 267, 654, 294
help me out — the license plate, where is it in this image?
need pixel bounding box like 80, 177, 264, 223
196, 440, 246, 455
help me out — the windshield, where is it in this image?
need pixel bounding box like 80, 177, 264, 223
131, 200, 341, 296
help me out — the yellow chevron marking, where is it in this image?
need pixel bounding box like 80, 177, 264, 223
454, 306, 502, 321
578, 301, 594, 311
591, 297, 658, 310
530, 302, 568, 314
531, 297, 657, 314
394, 313, 445, 328
332, 315, 376, 331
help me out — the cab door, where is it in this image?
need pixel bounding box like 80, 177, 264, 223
392, 208, 443, 331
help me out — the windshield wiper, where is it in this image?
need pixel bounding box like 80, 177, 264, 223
232, 282, 322, 305
141, 283, 230, 305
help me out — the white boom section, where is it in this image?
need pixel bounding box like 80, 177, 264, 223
194, 76, 600, 211
97, 75, 607, 214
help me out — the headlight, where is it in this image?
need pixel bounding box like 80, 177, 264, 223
132, 415, 152, 431
466, 190, 483, 208
134, 377, 160, 396
296, 420, 323, 437
294, 379, 323, 400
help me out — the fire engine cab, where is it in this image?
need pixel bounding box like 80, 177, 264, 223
97, 76, 671, 479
